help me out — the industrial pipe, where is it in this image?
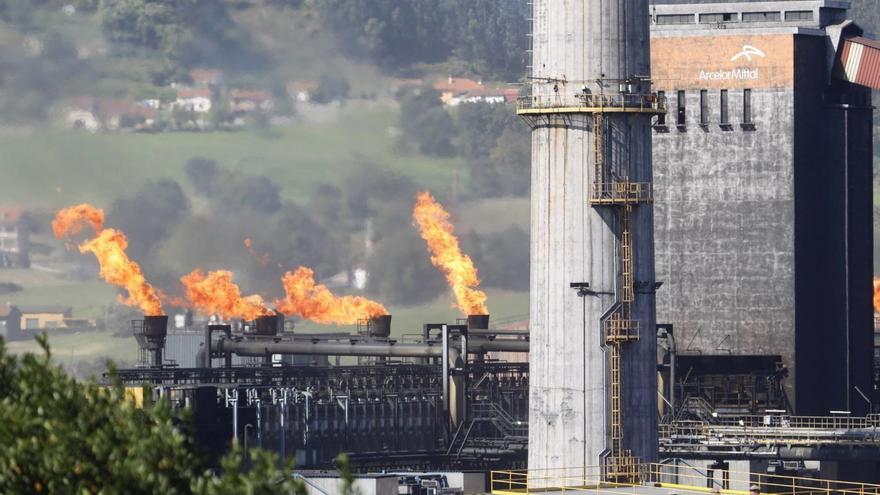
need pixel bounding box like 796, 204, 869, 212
215, 336, 528, 358
216, 338, 456, 360
467, 338, 530, 354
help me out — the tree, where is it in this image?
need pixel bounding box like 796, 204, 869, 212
310, 75, 350, 104
313, 0, 528, 78
0, 336, 307, 494
443, 0, 529, 80
469, 126, 531, 197
454, 101, 519, 159
397, 88, 455, 157
100, 0, 268, 82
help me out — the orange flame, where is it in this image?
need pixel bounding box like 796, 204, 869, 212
244, 238, 270, 267
78, 229, 164, 316
873, 277, 880, 314
53, 204, 163, 315
180, 269, 272, 320
412, 191, 488, 315
52, 203, 104, 239
275, 266, 387, 325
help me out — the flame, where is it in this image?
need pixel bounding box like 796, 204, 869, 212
53, 204, 163, 315
180, 269, 272, 320
874, 277, 880, 314
412, 191, 488, 315
78, 229, 164, 315
275, 266, 387, 325
244, 238, 270, 267
52, 203, 104, 239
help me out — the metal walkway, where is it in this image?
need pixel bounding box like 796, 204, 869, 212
660, 414, 880, 460
490, 462, 880, 494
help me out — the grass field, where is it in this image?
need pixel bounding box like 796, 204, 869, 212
0, 101, 463, 211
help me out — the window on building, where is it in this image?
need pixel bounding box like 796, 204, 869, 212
743, 89, 752, 125
784, 10, 813, 21
720, 89, 729, 125
742, 11, 781, 22
699, 13, 736, 23
700, 90, 709, 126
25, 318, 39, 329
676, 90, 686, 127
657, 14, 695, 25
656, 91, 667, 126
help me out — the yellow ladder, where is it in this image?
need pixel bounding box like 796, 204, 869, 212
593, 113, 605, 189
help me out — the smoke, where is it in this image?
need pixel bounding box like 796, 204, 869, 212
107, 179, 190, 264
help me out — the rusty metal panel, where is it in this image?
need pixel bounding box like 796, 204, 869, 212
839, 37, 880, 89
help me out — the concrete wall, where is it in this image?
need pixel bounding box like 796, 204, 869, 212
651, 22, 873, 414
528, 0, 658, 473
303, 476, 398, 495
653, 84, 798, 399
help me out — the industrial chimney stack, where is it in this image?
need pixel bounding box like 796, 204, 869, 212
521, 0, 662, 480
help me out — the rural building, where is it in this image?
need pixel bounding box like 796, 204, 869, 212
17, 305, 73, 331
650, 0, 875, 416
229, 89, 273, 113
0, 206, 29, 268
286, 80, 318, 102
65, 97, 157, 131
189, 68, 223, 87
175, 87, 213, 113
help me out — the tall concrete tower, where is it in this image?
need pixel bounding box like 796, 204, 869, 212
521, 0, 661, 479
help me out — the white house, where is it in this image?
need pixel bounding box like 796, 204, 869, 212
175, 87, 212, 113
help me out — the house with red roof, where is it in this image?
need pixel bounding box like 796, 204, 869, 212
229, 89, 273, 113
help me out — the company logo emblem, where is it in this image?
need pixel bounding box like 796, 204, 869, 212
731, 45, 766, 62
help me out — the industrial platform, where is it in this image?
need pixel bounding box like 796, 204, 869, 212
489, 463, 880, 495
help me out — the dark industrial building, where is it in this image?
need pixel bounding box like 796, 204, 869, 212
651, 0, 875, 417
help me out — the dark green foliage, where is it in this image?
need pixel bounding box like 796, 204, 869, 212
412, 107, 455, 156
444, 0, 529, 80
398, 88, 454, 157
310, 75, 350, 104
0, 336, 306, 494
312, 0, 451, 68
454, 101, 519, 159
398, 94, 530, 197
469, 126, 531, 198
100, 0, 268, 83
313, 0, 528, 79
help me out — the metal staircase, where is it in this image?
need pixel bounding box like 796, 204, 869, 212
446, 401, 527, 458
589, 94, 654, 484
